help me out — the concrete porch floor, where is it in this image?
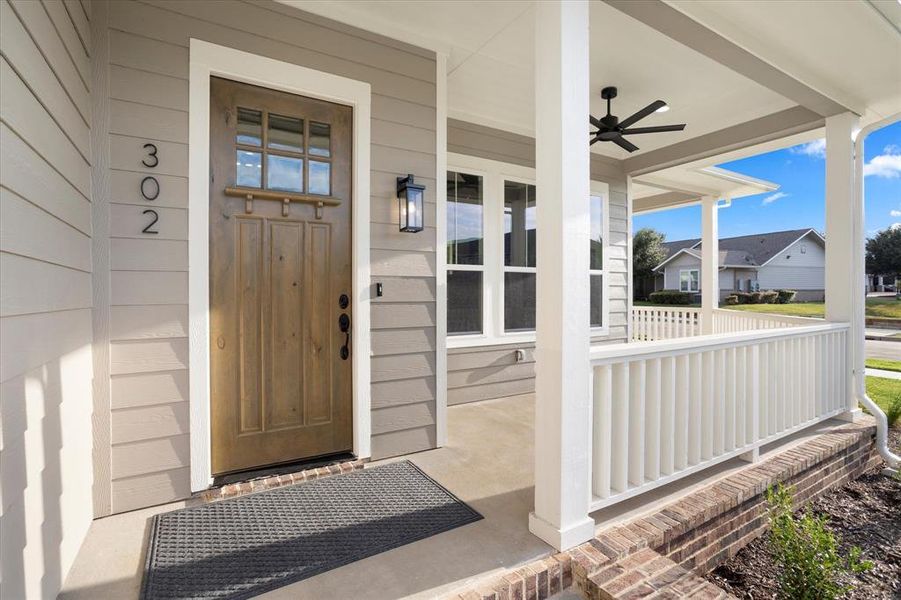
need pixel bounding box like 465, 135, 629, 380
60, 394, 867, 600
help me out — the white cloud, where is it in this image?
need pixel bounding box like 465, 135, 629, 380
762, 191, 789, 205
789, 139, 826, 158
863, 151, 901, 179
891, 209, 901, 217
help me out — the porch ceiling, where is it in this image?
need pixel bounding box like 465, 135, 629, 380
282, 0, 899, 164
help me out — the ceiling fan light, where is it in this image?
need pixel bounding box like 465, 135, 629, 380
655, 104, 670, 113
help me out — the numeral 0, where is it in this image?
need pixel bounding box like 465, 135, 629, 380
142, 143, 159, 168
140, 176, 160, 201
142, 209, 159, 234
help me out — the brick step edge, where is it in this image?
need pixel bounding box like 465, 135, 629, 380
190, 458, 367, 504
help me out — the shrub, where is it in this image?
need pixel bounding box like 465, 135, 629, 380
766, 483, 872, 600
886, 396, 901, 428
733, 291, 752, 304
648, 290, 693, 305
759, 290, 779, 304
775, 289, 797, 304
724, 295, 739, 306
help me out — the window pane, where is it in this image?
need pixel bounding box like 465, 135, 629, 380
309, 122, 331, 157
267, 155, 303, 192
268, 113, 304, 152
236, 108, 262, 146
447, 171, 483, 265
590, 194, 604, 270
680, 271, 690, 292
309, 160, 330, 195
504, 181, 536, 267
236, 150, 261, 187
447, 270, 482, 335
590, 274, 604, 328
691, 270, 699, 291
504, 272, 536, 332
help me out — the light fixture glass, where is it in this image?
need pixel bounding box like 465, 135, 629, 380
397, 174, 425, 233
655, 104, 670, 113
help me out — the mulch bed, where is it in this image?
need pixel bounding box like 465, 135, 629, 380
706, 429, 901, 599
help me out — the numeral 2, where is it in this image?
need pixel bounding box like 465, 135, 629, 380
142, 209, 159, 234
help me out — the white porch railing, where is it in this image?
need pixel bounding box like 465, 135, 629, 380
630, 306, 823, 341
589, 322, 849, 510
630, 306, 703, 341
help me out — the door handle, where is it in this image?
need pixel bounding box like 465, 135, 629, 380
339, 313, 350, 360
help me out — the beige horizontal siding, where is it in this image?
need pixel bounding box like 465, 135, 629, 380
0, 2, 94, 597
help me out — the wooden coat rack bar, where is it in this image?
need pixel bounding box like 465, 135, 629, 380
224, 186, 341, 218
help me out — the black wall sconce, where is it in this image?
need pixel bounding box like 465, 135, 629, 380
397, 174, 424, 233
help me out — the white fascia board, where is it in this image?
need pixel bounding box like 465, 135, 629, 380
694, 165, 779, 193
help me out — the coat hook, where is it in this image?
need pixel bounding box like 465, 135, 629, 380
245, 193, 253, 214
282, 198, 290, 217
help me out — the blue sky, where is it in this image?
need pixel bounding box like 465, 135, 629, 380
633, 121, 901, 243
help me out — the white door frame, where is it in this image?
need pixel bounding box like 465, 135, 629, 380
188, 39, 372, 492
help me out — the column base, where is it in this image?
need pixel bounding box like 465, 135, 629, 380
738, 447, 759, 463
836, 408, 864, 423
529, 511, 595, 551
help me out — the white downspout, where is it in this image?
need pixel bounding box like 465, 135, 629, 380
853, 112, 900, 475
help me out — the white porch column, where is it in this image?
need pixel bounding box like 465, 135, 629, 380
700, 196, 719, 334
825, 112, 862, 418
530, 0, 595, 551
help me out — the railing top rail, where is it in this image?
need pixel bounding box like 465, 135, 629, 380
632, 305, 701, 313
712, 308, 824, 325
591, 321, 849, 363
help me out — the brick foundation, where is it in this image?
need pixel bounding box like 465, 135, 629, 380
446, 418, 878, 600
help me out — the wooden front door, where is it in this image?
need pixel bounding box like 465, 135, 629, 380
209, 77, 353, 475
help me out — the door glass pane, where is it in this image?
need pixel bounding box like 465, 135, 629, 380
236, 108, 262, 146
309, 122, 331, 157
236, 150, 262, 187
504, 181, 536, 267
447, 270, 482, 335
590, 274, 604, 327
447, 171, 483, 265
267, 155, 303, 192
268, 114, 304, 152
309, 160, 330, 195
504, 272, 536, 332
590, 194, 604, 270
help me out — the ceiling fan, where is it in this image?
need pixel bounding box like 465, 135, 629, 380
590, 86, 685, 153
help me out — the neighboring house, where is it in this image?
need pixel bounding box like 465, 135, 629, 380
652, 228, 827, 301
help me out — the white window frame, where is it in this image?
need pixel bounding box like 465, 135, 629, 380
445, 153, 609, 348
680, 268, 700, 293
590, 181, 610, 336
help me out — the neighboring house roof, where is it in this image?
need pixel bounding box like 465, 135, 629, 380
652, 228, 824, 272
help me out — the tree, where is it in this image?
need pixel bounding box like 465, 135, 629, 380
865, 225, 901, 279
633, 228, 667, 300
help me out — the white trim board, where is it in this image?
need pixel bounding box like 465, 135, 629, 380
188, 39, 372, 492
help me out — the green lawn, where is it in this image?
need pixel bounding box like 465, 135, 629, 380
867, 358, 901, 373
865, 376, 901, 427
723, 297, 901, 320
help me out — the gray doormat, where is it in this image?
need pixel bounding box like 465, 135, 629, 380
141, 461, 481, 600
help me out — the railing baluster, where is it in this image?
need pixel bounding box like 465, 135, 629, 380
713, 349, 726, 456
675, 354, 689, 470
592, 365, 613, 499
661, 356, 676, 476
725, 347, 737, 452
701, 351, 714, 460
645, 358, 661, 481
611, 363, 629, 493
628, 361, 646, 487
735, 346, 746, 448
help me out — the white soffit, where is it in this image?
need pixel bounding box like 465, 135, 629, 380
276, 0, 797, 153
668, 0, 901, 125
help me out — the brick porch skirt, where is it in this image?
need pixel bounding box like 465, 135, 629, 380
447, 418, 879, 600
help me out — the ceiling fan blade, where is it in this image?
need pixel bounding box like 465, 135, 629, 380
590, 135, 602, 146
590, 115, 604, 129
611, 135, 639, 153
621, 124, 686, 134
618, 100, 667, 129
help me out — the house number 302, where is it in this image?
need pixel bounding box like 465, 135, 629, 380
141, 143, 159, 235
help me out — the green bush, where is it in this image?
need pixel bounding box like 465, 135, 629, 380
775, 289, 797, 304
648, 290, 694, 305
886, 396, 901, 428
766, 483, 872, 600
724, 294, 739, 306
759, 290, 779, 304
733, 291, 752, 304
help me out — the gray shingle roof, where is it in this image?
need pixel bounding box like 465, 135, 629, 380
654, 228, 822, 271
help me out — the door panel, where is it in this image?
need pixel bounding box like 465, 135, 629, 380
209, 77, 353, 475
